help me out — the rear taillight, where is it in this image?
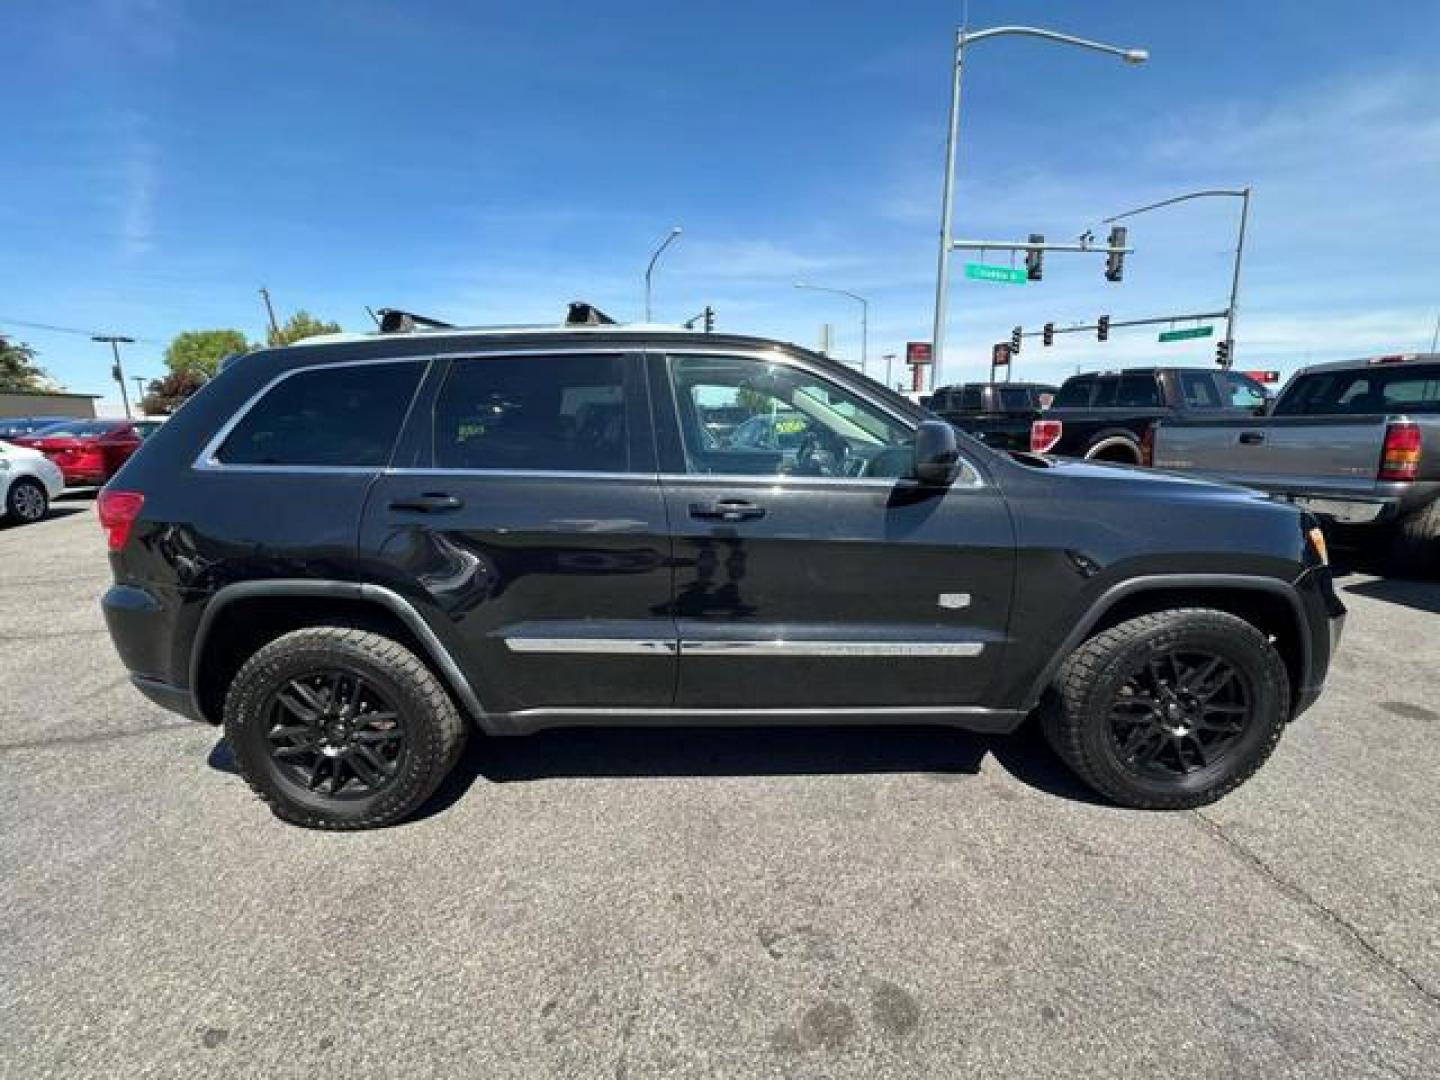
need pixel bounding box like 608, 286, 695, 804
97, 489, 144, 551
1031, 419, 1063, 454
1378, 421, 1421, 481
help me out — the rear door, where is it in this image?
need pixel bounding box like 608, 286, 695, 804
649, 348, 1015, 710
359, 350, 676, 718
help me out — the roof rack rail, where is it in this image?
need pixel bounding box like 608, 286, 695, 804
565, 301, 617, 327
376, 308, 455, 333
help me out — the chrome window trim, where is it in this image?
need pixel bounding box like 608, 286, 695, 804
502, 636, 985, 658
386, 467, 660, 482
192, 355, 429, 472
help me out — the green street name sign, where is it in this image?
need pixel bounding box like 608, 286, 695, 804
964, 262, 1027, 285
1158, 325, 1215, 343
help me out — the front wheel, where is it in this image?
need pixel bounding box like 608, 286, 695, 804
224, 627, 467, 830
1043, 609, 1290, 809
5, 478, 49, 524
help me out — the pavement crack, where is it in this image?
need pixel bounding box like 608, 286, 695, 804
1192, 809, 1440, 1010
0, 722, 200, 753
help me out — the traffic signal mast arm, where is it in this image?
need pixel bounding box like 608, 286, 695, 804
950, 238, 1134, 255
1019, 310, 1229, 339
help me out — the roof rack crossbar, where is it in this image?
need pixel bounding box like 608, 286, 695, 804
376, 308, 455, 333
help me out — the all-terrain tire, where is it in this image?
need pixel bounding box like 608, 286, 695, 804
1386, 500, 1440, 579
1042, 608, 1290, 810
224, 626, 467, 830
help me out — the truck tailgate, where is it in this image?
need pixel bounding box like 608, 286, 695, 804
1154, 416, 1389, 494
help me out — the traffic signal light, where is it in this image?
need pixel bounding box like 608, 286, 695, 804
1215, 339, 1230, 366
703, 306, 715, 333
1025, 234, 1044, 281
1097, 315, 1110, 343
1011, 326, 1022, 353
1043, 322, 1054, 347
1105, 225, 1127, 282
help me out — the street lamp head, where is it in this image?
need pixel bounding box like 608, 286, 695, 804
793, 282, 807, 290
669, 226, 683, 236
1121, 48, 1149, 65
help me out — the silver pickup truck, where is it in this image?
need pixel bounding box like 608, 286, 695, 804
1153, 354, 1440, 574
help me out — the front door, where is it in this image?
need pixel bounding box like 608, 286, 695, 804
649, 350, 1015, 710
359, 350, 676, 721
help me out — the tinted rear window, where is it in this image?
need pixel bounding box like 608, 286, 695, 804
1052, 379, 1094, 408
1273, 365, 1440, 416
1116, 374, 1161, 407
217, 361, 424, 466
433, 353, 630, 472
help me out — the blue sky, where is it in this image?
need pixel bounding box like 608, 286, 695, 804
5, 0, 1439, 413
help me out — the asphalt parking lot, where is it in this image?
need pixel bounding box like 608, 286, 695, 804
2, 498, 1438, 1079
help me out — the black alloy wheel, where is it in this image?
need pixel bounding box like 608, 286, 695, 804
264, 669, 407, 797
1107, 650, 1250, 780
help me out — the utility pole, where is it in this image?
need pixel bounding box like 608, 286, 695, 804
92, 335, 135, 419
883, 353, 897, 389
259, 286, 281, 342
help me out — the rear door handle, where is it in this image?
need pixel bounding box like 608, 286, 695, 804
389, 493, 464, 513
1238, 431, 1266, 445
689, 499, 767, 522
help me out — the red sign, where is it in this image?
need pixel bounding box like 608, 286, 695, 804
1244, 369, 1281, 384
905, 341, 933, 366
991, 342, 1012, 367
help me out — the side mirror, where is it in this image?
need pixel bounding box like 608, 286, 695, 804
913, 420, 961, 485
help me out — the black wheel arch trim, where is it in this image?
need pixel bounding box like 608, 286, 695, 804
188, 579, 489, 727
1019, 573, 1313, 712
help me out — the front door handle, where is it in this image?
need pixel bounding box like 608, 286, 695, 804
689, 499, 767, 522
1238, 431, 1266, 445
389, 493, 464, 513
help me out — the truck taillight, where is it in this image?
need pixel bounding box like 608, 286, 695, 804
97, 489, 144, 551
1378, 421, 1421, 481
1031, 419, 1063, 454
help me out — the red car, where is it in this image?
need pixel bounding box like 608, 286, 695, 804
11, 419, 159, 487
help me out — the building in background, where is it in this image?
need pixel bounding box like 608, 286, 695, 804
0, 388, 100, 421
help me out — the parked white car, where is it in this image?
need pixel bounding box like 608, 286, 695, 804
0, 440, 65, 525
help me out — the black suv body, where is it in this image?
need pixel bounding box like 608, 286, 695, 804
100, 326, 1344, 828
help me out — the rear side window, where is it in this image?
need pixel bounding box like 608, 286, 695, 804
217, 361, 424, 466
999, 388, 1030, 410
1091, 377, 1120, 407
959, 386, 984, 411
434, 353, 630, 471
1052, 379, 1094, 408
1116, 374, 1160, 407
1275, 366, 1440, 416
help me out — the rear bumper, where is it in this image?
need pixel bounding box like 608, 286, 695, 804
102, 583, 205, 722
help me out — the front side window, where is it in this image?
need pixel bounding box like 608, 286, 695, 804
667, 355, 912, 478
434, 353, 629, 472
1116, 374, 1160, 408
217, 361, 424, 466
1052, 379, 1094, 408
1180, 371, 1222, 409
1223, 373, 1269, 411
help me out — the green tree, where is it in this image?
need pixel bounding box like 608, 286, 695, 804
0, 337, 52, 392
267, 309, 342, 347
164, 329, 251, 378
140, 369, 208, 415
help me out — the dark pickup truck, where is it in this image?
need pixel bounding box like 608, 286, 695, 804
1153, 353, 1440, 574
1030, 367, 1272, 463
929, 381, 1057, 451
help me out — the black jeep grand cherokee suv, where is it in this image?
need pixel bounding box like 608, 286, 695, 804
98, 321, 1344, 829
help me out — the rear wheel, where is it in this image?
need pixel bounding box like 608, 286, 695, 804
1043, 609, 1290, 809
5, 478, 49, 524
1386, 500, 1440, 579
224, 627, 467, 830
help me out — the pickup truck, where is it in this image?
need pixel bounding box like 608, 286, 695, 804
929, 381, 1057, 451
1153, 353, 1440, 574
1030, 367, 1272, 463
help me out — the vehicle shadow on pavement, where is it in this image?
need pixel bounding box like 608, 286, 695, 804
418, 720, 1108, 820
2, 505, 91, 527
1341, 577, 1440, 614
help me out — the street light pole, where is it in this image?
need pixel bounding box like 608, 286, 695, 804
1101, 186, 1251, 367
644, 226, 683, 322
883, 353, 896, 389
931, 25, 1148, 387
794, 283, 869, 374
92, 334, 135, 419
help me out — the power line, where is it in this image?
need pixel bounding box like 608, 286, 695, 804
0, 316, 161, 346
